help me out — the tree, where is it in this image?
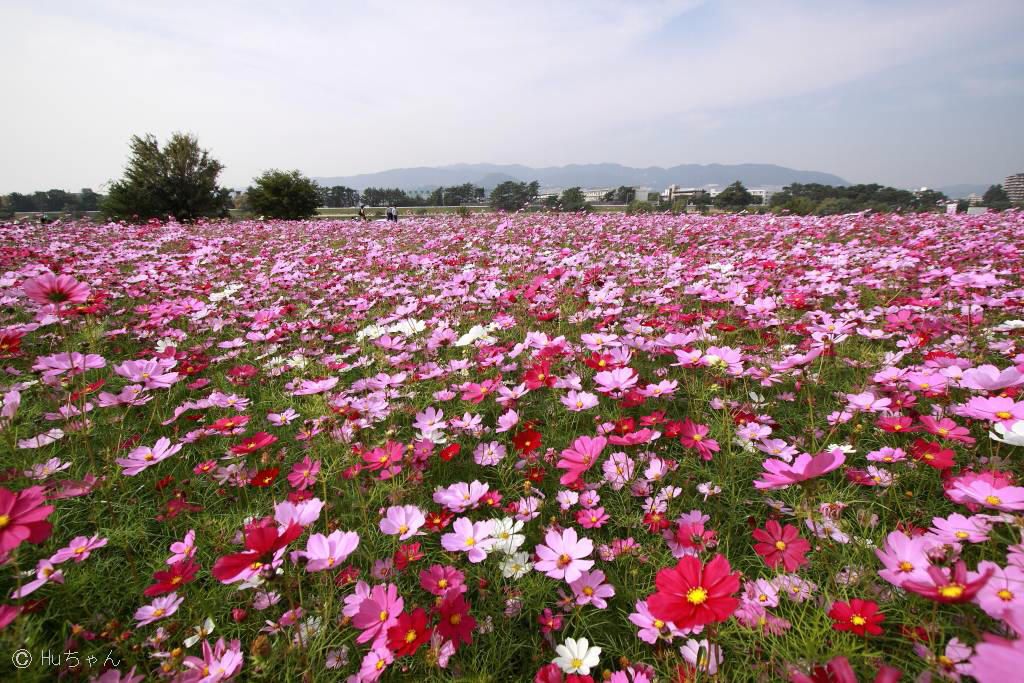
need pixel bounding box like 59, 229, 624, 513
102, 133, 232, 221
912, 189, 949, 213
319, 185, 360, 208
713, 181, 753, 209
489, 180, 539, 211
361, 187, 414, 207
559, 187, 589, 212
78, 188, 100, 211
982, 184, 1011, 211
613, 186, 636, 203
428, 183, 483, 206
247, 170, 321, 219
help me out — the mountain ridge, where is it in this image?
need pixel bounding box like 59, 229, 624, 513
313, 162, 850, 191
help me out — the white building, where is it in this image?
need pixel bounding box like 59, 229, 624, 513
1005, 173, 1024, 204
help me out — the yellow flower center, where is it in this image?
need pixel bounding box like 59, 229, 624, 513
583, 586, 594, 596
571, 658, 583, 669
686, 587, 708, 605
465, 537, 476, 547
0, 515, 9, 529
450, 613, 462, 625
376, 660, 385, 671
774, 540, 787, 551
438, 579, 448, 589
986, 495, 1002, 506
404, 629, 417, 644
153, 608, 165, 617
379, 610, 388, 622
851, 615, 866, 626
954, 531, 969, 539
898, 561, 914, 572
398, 524, 409, 534
998, 589, 1014, 601
939, 584, 964, 599
996, 411, 1012, 420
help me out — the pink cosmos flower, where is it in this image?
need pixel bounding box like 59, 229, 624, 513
433, 480, 489, 513
0, 485, 54, 555
287, 456, 320, 491
167, 530, 197, 564
115, 437, 182, 476
561, 390, 599, 412
576, 507, 610, 529
440, 517, 495, 563
960, 396, 1024, 427
50, 534, 108, 564
678, 419, 720, 461
570, 569, 615, 608
419, 564, 466, 596
352, 583, 403, 646
534, 527, 594, 582
754, 450, 846, 490
960, 364, 1024, 391
134, 592, 184, 626
22, 273, 90, 307
556, 435, 607, 485
974, 561, 1024, 620
180, 638, 243, 682
114, 359, 179, 389
292, 377, 339, 396
593, 367, 638, 395
845, 392, 892, 413
267, 408, 299, 426
10, 559, 63, 598
32, 352, 106, 383
299, 530, 359, 572
953, 479, 1024, 512
379, 505, 426, 540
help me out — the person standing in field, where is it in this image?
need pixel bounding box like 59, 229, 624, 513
358, 205, 367, 221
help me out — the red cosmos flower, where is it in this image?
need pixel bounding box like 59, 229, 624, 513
144, 559, 200, 596
0, 332, 23, 357
662, 420, 685, 439
523, 361, 556, 390
643, 511, 671, 533
583, 352, 616, 371
439, 444, 460, 462
229, 432, 278, 456
210, 415, 250, 432
678, 419, 720, 461
69, 379, 105, 403
212, 522, 303, 582
910, 439, 955, 470
647, 554, 741, 630
877, 416, 916, 433
828, 598, 885, 636
250, 468, 279, 488
902, 560, 993, 603
534, 663, 594, 683
512, 429, 543, 454
361, 441, 404, 472
424, 510, 454, 532
386, 608, 432, 657
0, 486, 54, 555
673, 521, 717, 553
436, 591, 475, 647
752, 520, 811, 571
394, 542, 423, 570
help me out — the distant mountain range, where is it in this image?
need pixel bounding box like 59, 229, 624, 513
314, 162, 850, 192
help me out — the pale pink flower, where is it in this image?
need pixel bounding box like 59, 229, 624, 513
534, 527, 594, 582
379, 505, 425, 540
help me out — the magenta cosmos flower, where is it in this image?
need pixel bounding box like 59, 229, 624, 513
134, 592, 184, 626
556, 435, 607, 485
22, 273, 90, 306
0, 485, 54, 555
352, 583, 403, 646
534, 527, 594, 582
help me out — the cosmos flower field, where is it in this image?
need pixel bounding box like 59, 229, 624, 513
2, 211, 1024, 682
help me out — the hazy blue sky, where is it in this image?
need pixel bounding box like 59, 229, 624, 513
2, 0, 1023, 192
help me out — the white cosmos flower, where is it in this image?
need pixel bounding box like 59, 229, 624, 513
553, 637, 601, 675
991, 421, 1024, 447
499, 551, 530, 579
491, 518, 525, 555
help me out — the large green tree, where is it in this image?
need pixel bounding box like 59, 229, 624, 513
319, 185, 360, 208
713, 181, 753, 209
247, 170, 321, 220
489, 181, 539, 211
982, 184, 1011, 211
102, 133, 232, 221
559, 187, 589, 212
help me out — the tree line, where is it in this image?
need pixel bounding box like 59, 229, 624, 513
3, 133, 1019, 222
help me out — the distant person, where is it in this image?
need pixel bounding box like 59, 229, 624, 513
358, 205, 367, 221
387, 205, 398, 222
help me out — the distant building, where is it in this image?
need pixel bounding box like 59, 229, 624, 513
966, 207, 990, 215
662, 185, 705, 202
967, 193, 983, 206
1005, 173, 1024, 204
582, 188, 613, 203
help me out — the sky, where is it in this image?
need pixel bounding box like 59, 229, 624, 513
2, 0, 1023, 193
